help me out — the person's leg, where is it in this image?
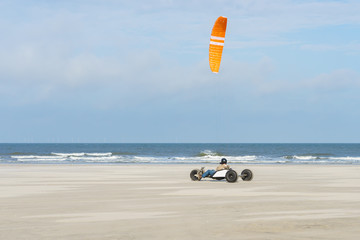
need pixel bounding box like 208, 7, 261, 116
201, 170, 211, 178
201, 169, 216, 178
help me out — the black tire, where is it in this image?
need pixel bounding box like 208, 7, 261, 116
241, 169, 253, 181
190, 169, 200, 181
225, 170, 238, 183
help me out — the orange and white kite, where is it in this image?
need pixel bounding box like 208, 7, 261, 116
209, 16, 227, 73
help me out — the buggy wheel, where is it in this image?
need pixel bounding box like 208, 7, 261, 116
190, 169, 200, 181
225, 170, 238, 183
241, 169, 253, 181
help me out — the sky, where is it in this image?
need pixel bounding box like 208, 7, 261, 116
0, 0, 360, 143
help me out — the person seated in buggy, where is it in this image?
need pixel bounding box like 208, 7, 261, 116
198, 158, 230, 180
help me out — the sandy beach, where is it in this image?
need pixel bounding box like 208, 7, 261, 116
1, 164, 360, 239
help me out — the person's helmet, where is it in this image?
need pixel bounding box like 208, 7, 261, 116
220, 158, 227, 164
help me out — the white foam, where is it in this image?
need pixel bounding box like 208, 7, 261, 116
69, 156, 118, 162
172, 155, 260, 164
16, 157, 68, 162
86, 153, 112, 157
12, 155, 65, 159
200, 150, 219, 156
293, 156, 317, 160
283, 155, 360, 163
329, 157, 360, 162
7, 153, 360, 164
52, 152, 85, 157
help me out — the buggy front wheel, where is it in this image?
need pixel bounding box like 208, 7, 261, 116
190, 169, 200, 181
241, 169, 253, 181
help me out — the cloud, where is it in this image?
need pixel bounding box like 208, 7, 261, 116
3, 1, 360, 45
301, 69, 360, 90
0, 43, 211, 108
244, 67, 360, 101
1, 1, 359, 107
301, 42, 360, 55
227, 0, 360, 36
227, 40, 299, 49
0, 38, 280, 110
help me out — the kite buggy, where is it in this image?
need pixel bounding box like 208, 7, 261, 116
190, 158, 253, 183
190, 167, 253, 183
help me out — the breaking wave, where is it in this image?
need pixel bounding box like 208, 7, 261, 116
282, 155, 360, 164
3, 152, 360, 164
6, 152, 274, 164
196, 150, 223, 157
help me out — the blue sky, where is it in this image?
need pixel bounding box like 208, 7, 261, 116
1, 0, 360, 143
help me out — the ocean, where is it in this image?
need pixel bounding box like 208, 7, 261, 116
1, 143, 360, 164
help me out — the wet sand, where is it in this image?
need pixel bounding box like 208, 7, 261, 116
1, 164, 360, 239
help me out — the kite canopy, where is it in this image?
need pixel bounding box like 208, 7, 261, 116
209, 16, 227, 73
